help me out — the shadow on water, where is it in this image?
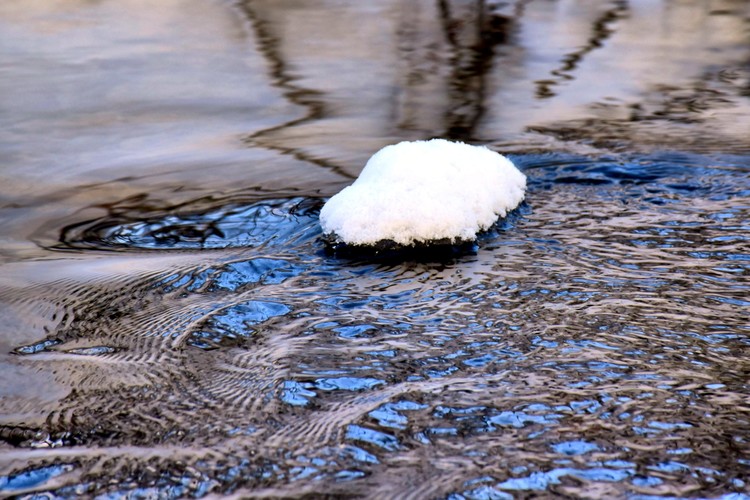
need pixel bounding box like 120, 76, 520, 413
1, 0, 750, 498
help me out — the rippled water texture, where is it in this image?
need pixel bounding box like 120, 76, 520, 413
1, 1, 750, 498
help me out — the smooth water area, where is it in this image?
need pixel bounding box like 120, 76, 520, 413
1, 1, 749, 498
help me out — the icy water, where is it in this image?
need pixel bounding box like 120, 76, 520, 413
1, 1, 750, 498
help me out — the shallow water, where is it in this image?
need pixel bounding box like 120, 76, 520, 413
1, 1, 750, 498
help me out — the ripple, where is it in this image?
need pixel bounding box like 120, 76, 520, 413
3, 151, 749, 498
55, 196, 323, 252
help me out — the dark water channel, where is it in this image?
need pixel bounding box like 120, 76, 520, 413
1, 1, 750, 498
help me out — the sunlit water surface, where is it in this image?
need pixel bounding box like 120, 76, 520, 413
1, 1, 749, 498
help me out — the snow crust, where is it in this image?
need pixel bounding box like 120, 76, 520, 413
319, 139, 527, 246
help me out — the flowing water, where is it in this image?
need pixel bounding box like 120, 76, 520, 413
1, 1, 750, 498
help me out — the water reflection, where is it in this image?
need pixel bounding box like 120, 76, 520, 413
1, 0, 750, 498
3, 151, 748, 497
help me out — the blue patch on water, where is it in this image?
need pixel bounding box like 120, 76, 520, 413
450, 485, 514, 500
334, 324, 376, 339
188, 300, 290, 350
551, 440, 599, 455
290, 466, 318, 481
427, 427, 458, 436
341, 445, 380, 464
631, 475, 664, 487
281, 380, 317, 406
648, 421, 693, 431
212, 258, 299, 291
345, 425, 401, 451
488, 411, 561, 429
434, 405, 488, 419
334, 470, 366, 482
13, 338, 61, 355
369, 400, 428, 429
462, 354, 495, 367
315, 377, 384, 391
139, 255, 309, 301
0, 464, 73, 491
66, 345, 117, 355
497, 466, 633, 491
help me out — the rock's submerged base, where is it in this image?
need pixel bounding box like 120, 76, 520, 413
321, 233, 479, 261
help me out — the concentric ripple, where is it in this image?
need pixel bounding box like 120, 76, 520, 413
56, 197, 325, 252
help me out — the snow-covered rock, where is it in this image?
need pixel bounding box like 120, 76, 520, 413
320, 139, 526, 246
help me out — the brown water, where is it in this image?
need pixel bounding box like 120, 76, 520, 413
1, 0, 750, 498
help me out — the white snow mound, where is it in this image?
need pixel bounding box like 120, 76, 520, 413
319, 139, 527, 246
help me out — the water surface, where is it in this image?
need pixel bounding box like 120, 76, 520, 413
1, 0, 749, 498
